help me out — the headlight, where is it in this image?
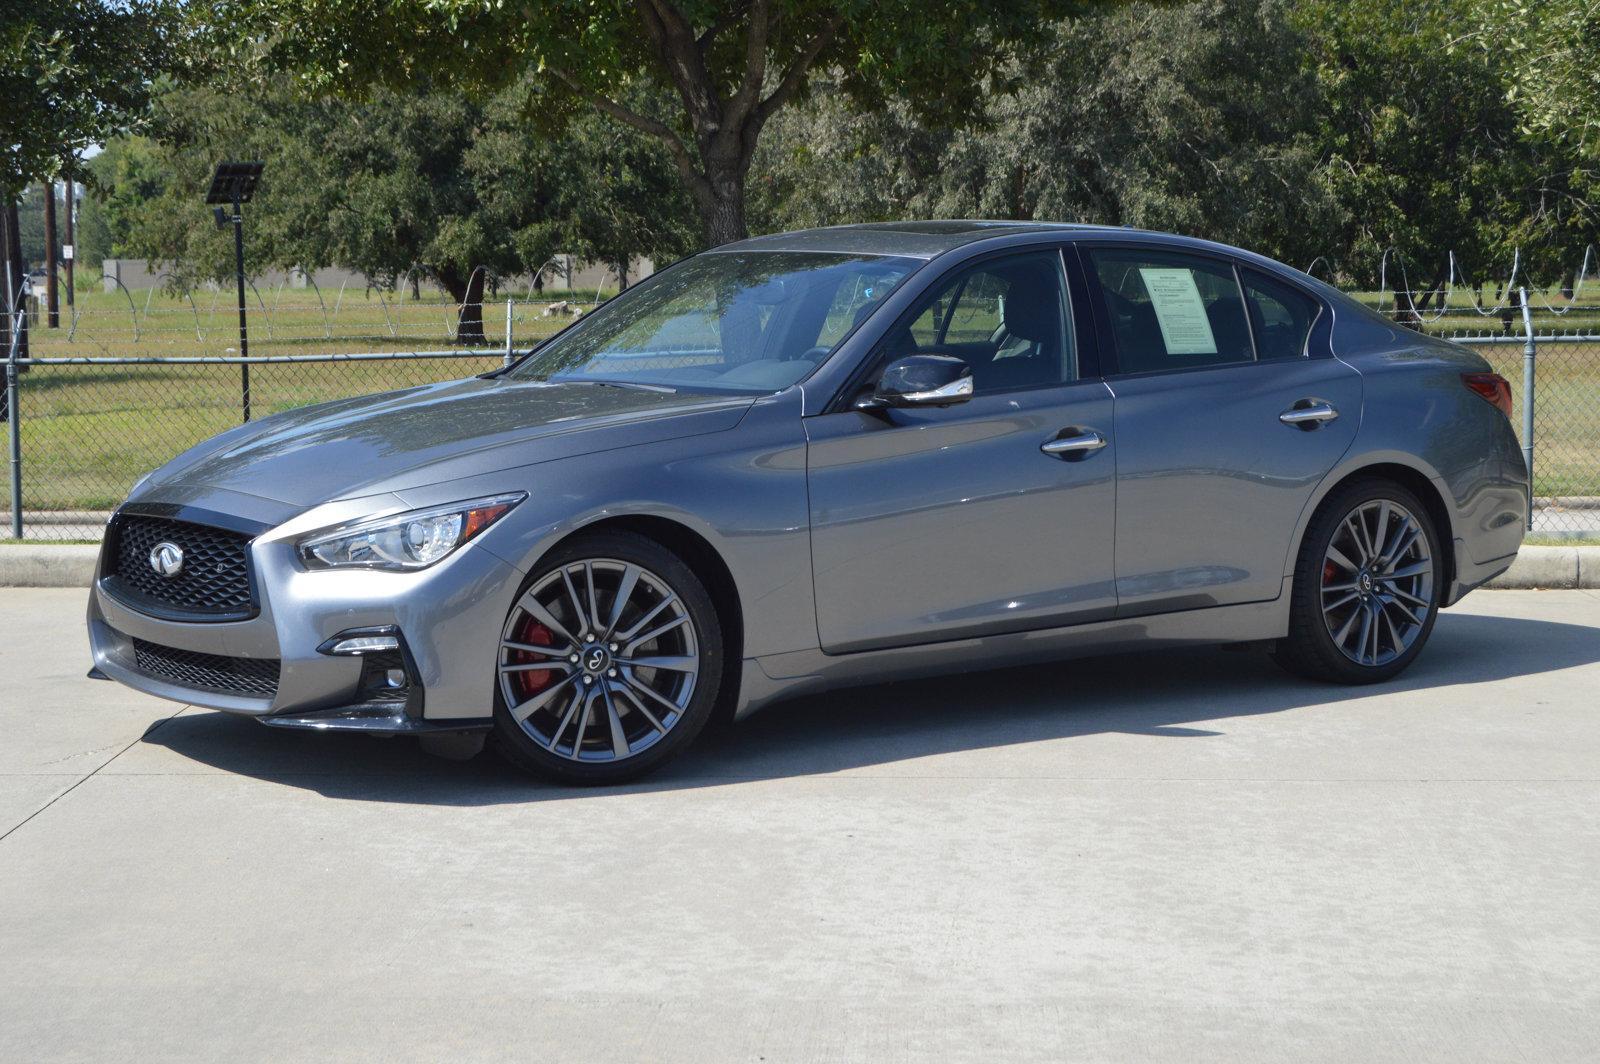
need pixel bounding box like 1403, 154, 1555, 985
298, 493, 525, 571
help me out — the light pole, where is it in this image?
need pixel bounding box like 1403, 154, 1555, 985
206, 162, 264, 422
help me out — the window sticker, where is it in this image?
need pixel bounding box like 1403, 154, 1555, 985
1138, 268, 1218, 355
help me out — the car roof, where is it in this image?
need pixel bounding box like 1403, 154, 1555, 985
713, 220, 1117, 259
712, 220, 1299, 267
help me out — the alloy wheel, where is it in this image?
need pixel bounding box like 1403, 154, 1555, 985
1319, 499, 1434, 667
498, 558, 699, 762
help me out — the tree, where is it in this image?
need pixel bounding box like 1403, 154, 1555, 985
754, 0, 1336, 267
1293, 0, 1591, 307
85, 79, 696, 339
0, 0, 176, 198
207, 0, 1116, 246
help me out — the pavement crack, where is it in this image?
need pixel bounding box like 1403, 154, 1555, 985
0, 705, 187, 845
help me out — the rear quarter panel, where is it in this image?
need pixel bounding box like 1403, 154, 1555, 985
1298, 301, 1527, 590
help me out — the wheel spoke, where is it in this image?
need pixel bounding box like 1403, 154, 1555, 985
1323, 590, 1361, 611
625, 672, 687, 717
1354, 604, 1374, 663
568, 686, 596, 756
616, 685, 667, 733
1344, 515, 1374, 564
502, 659, 575, 674
1386, 560, 1431, 580
584, 562, 602, 635
1384, 525, 1422, 569
1371, 502, 1391, 563
625, 614, 689, 653
603, 564, 641, 638
617, 595, 676, 643
514, 592, 578, 650
625, 655, 698, 674
509, 671, 579, 723
601, 684, 630, 758
501, 641, 571, 657
1325, 544, 1359, 573
547, 686, 586, 751
1382, 582, 1431, 609
1329, 605, 1359, 647
559, 568, 591, 637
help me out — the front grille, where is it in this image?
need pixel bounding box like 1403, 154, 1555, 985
132, 637, 281, 698
105, 516, 255, 619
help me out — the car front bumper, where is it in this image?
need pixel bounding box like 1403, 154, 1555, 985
87, 507, 524, 734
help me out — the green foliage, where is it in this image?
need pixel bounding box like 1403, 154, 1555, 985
202, 0, 1121, 242
0, 0, 178, 197
1479, 0, 1600, 162
756, 0, 1336, 265
84, 79, 695, 297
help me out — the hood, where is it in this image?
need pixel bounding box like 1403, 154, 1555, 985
142, 377, 756, 508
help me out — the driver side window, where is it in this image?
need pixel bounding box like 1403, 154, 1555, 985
884, 250, 1075, 394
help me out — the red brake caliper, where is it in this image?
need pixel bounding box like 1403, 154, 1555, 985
509, 618, 557, 702
1322, 560, 1340, 585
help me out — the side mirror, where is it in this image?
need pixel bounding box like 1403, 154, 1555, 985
857, 354, 974, 410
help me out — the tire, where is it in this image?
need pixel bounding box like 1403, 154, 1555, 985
1273, 478, 1443, 684
492, 530, 724, 784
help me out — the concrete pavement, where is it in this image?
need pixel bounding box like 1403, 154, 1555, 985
2, 587, 1599, 1062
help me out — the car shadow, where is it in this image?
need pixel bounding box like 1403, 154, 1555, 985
138, 609, 1600, 805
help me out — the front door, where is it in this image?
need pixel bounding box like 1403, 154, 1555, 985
805, 249, 1118, 653
1082, 245, 1361, 615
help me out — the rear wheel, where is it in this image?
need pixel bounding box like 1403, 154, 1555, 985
1274, 479, 1441, 684
492, 531, 723, 784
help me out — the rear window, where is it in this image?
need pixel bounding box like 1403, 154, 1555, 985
1243, 268, 1319, 360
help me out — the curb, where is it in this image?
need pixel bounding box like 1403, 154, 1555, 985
0, 546, 101, 588
1, 544, 1596, 591
1486, 545, 1599, 590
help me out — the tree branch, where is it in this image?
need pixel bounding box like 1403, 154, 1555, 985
697, 5, 748, 52
548, 67, 706, 193
726, 0, 770, 126
752, 13, 844, 128
635, 0, 721, 128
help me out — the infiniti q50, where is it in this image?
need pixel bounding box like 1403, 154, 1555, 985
87, 222, 1528, 783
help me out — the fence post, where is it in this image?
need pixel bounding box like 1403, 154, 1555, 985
1518, 286, 1535, 531
6, 261, 22, 540
504, 298, 514, 369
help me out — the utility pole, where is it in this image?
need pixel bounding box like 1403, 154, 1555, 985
62, 174, 75, 313
42, 181, 58, 327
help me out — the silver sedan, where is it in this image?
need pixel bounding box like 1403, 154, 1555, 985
87, 222, 1528, 783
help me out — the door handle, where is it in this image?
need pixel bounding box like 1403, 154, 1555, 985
1041, 429, 1108, 459
1279, 400, 1338, 428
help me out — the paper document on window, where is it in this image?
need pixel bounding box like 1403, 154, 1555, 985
1139, 268, 1217, 355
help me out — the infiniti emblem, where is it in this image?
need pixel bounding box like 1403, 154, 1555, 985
149, 541, 185, 578
585, 647, 608, 673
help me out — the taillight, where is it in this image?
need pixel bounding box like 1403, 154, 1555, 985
1462, 373, 1512, 418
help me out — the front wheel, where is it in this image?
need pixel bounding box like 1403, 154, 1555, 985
1274, 480, 1442, 684
492, 530, 723, 784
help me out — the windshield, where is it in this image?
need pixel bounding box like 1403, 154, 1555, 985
507, 251, 920, 393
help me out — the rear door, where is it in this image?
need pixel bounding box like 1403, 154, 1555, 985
1081, 244, 1361, 615
804, 247, 1119, 653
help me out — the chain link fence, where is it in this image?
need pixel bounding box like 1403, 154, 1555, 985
5, 282, 1600, 542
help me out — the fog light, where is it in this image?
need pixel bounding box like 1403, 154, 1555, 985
328, 634, 400, 656
384, 668, 407, 688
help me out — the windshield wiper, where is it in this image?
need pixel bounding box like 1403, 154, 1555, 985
561, 379, 679, 394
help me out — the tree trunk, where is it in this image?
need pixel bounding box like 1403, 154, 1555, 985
698, 176, 748, 247
436, 266, 486, 346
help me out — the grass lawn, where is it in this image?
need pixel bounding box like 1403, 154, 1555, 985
3, 282, 1598, 529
